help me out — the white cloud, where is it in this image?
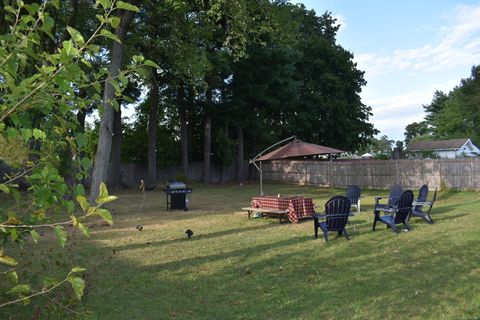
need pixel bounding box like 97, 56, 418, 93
356, 4, 480, 78
333, 14, 347, 35
365, 80, 459, 140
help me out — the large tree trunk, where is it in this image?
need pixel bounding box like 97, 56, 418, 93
202, 114, 212, 183
236, 126, 244, 183
147, 72, 159, 187
179, 83, 189, 177
90, 9, 135, 203
109, 107, 122, 189
201, 89, 212, 183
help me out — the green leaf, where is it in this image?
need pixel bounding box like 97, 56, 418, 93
20, 128, 32, 142
98, 182, 108, 199
0, 184, 10, 194
68, 276, 85, 300
43, 276, 57, 287
71, 215, 78, 226
0, 253, 18, 266
54, 226, 67, 248
100, 29, 121, 43
97, 0, 112, 9
74, 184, 85, 197
66, 200, 75, 214
76, 132, 87, 148
61, 40, 74, 57
115, 1, 139, 12
80, 157, 91, 171
30, 230, 40, 243
132, 55, 144, 64
32, 128, 46, 140
7, 271, 18, 284
109, 16, 121, 28
77, 195, 90, 213
10, 228, 18, 241
7, 284, 31, 295
6, 127, 18, 138
5, 59, 19, 78
67, 26, 85, 45
51, 0, 60, 8
144, 59, 160, 69
78, 222, 90, 237
98, 195, 117, 204
96, 209, 113, 225
71, 267, 86, 273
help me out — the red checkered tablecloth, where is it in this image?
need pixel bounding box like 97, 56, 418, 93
251, 196, 315, 223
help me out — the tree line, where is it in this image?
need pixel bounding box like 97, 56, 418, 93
84, 0, 377, 188
405, 65, 480, 146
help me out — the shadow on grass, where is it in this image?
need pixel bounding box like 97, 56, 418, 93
78, 234, 480, 319
4, 219, 480, 319
111, 222, 288, 251
4, 185, 480, 319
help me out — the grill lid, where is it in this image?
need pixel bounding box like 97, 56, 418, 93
167, 181, 187, 189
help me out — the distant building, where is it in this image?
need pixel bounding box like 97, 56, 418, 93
406, 138, 480, 159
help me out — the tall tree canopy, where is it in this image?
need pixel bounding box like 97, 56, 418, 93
120, 1, 377, 184
405, 66, 480, 145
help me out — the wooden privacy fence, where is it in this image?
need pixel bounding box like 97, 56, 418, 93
259, 158, 480, 190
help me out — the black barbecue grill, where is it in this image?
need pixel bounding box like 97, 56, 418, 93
163, 181, 192, 211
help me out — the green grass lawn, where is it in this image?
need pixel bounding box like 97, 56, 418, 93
2, 182, 480, 319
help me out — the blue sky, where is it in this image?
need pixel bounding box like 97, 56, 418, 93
298, 0, 480, 142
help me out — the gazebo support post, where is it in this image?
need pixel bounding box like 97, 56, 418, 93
260, 161, 263, 195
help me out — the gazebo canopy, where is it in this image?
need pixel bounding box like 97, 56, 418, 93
254, 140, 344, 162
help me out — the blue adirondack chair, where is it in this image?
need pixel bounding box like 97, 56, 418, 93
372, 190, 414, 233
346, 185, 361, 214
313, 196, 352, 241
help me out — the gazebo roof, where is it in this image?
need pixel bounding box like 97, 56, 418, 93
254, 140, 344, 161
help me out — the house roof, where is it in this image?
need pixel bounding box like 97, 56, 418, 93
406, 138, 470, 151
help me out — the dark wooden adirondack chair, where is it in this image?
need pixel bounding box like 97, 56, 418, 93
372, 190, 414, 233
313, 196, 351, 241
411, 186, 436, 224
374, 185, 403, 212
346, 185, 361, 214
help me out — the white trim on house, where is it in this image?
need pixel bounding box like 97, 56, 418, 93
407, 138, 480, 159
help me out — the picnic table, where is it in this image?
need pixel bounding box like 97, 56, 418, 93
250, 195, 315, 223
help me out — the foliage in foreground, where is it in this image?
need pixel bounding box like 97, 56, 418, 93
0, 0, 156, 309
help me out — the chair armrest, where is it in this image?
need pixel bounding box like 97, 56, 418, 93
374, 196, 387, 205
413, 201, 432, 206
313, 213, 326, 219
374, 205, 398, 214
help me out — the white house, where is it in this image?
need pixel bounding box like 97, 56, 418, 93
406, 138, 480, 159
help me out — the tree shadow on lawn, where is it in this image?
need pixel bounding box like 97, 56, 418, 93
107, 222, 288, 250
77, 232, 480, 319
5, 213, 479, 319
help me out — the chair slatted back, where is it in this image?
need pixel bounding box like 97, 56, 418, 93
325, 196, 351, 231
389, 185, 404, 206
346, 185, 361, 205
394, 190, 414, 224
413, 184, 429, 211
426, 188, 437, 215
